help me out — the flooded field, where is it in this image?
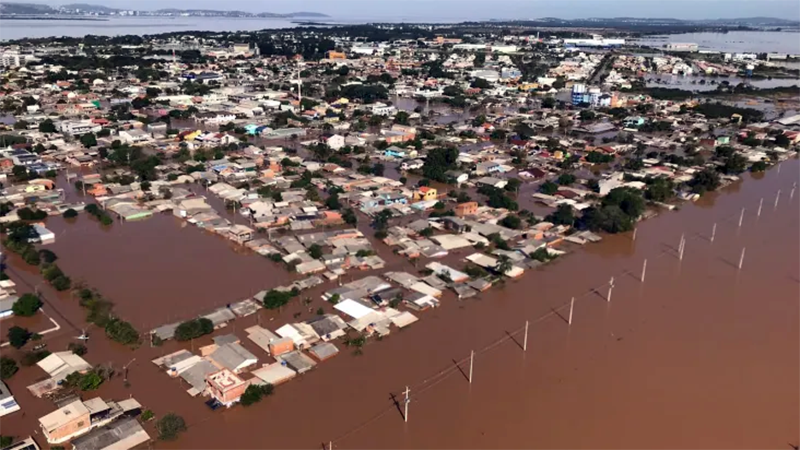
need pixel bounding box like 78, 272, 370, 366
645, 74, 800, 91
1, 159, 797, 449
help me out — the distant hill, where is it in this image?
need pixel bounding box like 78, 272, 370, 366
60, 3, 122, 13
0, 2, 330, 18
0, 2, 57, 14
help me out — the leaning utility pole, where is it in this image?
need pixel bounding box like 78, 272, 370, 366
607, 277, 615, 302
523, 321, 529, 351
568, 297, 575, 325
403, 386, 410, 423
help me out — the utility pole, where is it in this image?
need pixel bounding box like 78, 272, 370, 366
738, 208, 745, 228
403, 386, 410, 423
774, 190, 781, 209
568, 297, 574, 325
757, 198, 763, 217
632, 227, 637, 242
123, 358, 136, 383
711, 223, 716, 243
679, 237, 685, 261
523, 321, 529, 351
468, 351, 474, 384
738, 247, 746, 270
641, 259, 647, 283
607, 277, 614, 302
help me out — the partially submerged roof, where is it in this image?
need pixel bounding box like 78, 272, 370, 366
37, 352, 91, 381
251, 363, 297, 386
308, 342, 339, 361
71, 417, 150, 450
279, 351, 317, 374
39, 400, 90, 433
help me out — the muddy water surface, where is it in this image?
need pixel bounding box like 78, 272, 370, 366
1, 159, 797, 449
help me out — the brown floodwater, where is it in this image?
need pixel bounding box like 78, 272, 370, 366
1, 159, 797, 449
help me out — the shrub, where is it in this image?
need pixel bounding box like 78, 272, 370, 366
0, 357, 18, 380
68, 342, 87, 356
174, 318, 214, 341
50, 275, 72, 291
156, 414, 187, 441
62, 208, 78, 219
105, 318, 140, 345
240, 383, 274, 406
141, 410, 154, 421
21, 350, 51, 367
262, 290, 293, 310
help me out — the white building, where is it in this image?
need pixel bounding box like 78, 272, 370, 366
326, 134, 345, 150
118, 129, 150, 144
371, 103, 396, 116
0, 50, 36, 68
197, 112, 236, 125
56, 120, 102, 136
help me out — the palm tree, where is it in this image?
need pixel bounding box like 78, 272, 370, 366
496, 255, 512, 275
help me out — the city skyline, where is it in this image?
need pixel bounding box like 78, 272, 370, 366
23, 0, 800, 20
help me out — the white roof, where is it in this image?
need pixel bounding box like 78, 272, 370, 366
37, 352, 91, 381
39, 399, 89, 432
333, 299, 375, 319
275, 324, 308, 347
251, 363, 296, 385
409, 282, 442, 298
425, 262, 469, 283
390, 311, 419, 328
465, 252, 498, 268
431, 234, 473, 250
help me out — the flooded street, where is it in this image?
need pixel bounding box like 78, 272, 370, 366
1, 159, 797, 449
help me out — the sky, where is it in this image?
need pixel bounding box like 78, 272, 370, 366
42, 0, 800, 20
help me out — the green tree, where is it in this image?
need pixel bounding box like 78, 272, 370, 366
394, 111, 410, 125
0, 357, 18, 380
62, 208, 78, 219
500, 214, 522, 229
38, 119, 56, 133
12, 293, 42, 317
325, 192, 342, 210
104, 318, 140, 345
688, 168, 721, 194
422, 147, 459, 182
240, 383, 275, 406
174, 318, 214, 341
79, 132, 98, 148
721, 153, 747, 175
262, 290, 293, 310
308, 244, 323, 259
750, 161, 767, 172
68, 342, 88, 356
156, 414, 187, 441
504, 178, 522, 193
545, 204, 575, 226
539, 181, 558, 195
39, 249, 58, 264
495, 255, 513, 275
644, 177, 674, 202
557, 173, 576, 186
342, 208, 357, 225
7, 326, 31, 349
603, 187, 645, 219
